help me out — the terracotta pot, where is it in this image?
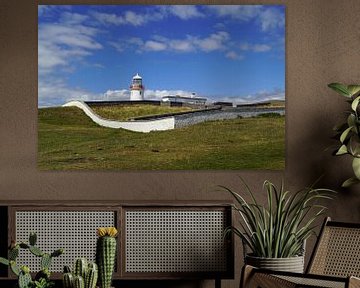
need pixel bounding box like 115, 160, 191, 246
245, 254, 305, 273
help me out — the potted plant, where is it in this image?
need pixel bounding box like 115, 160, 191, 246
96, 227, 118, 288
328, 83, 360, 187
0, 232, 63, 288
221, 179, 334, 273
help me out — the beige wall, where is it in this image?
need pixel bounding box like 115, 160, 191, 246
1, 0, 360, 287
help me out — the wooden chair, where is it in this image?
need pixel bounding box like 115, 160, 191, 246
241, 217, 360, 288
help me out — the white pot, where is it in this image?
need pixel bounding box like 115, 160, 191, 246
245, 254, 305, 273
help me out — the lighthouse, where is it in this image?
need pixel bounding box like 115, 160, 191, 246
130, 73, 145, 101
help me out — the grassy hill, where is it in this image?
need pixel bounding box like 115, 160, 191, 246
91, 104, 193, 121
38, 106, 285, 170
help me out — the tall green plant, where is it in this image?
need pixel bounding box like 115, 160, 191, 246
222, 180, 334, 258
328, 83, 360, 187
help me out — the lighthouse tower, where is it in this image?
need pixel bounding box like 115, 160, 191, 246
130, 73, 145, 101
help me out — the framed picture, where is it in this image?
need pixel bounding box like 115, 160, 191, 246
38, 5, 285, 170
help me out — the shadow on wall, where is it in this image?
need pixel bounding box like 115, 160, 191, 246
285, 100, 360, 267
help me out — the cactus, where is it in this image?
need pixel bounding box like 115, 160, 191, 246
74, 258, 88, 279
85, 263, 98, 288
29, 232, 37, 246
0, 233, 63, 288
63, 260, 98, 288
74, 275, 85, 288
96, 227, 118, 288
63, 272, 74, 288
35, 268, 51, 284
64, 265, 72, 273
41, 253, 52, 270
9, 246, 19, 260
29, 245, 44, 257
19, 243, 30, 249
10, 260, 20, 276
51, 248, 64, 258
19, 270, 32, 288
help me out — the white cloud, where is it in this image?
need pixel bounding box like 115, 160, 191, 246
123, 31, 230, 54
145, 89, 194, 100
91, 12, 126, 25
38, 5, 71, 17
38, 11, 105, 106
226, 51, 243, 60
91, 6, 204, 27
207, 5, 284, 32
193, 31, 229, 52
240, 42, 271, 52
38, 18, 102, 75
259, 8, 285, 32
144, 40, 167, 51
91, 9, 160, 27
207, 5, 262, 21
165, 6, 204, 20
168, 39, 195, 52
124, 11, 146, 26
210, 89, 285, 105
60, 12, 89, 24
253, 44, 271, 52
38, 79, 100, 107
103, 89, 130, 100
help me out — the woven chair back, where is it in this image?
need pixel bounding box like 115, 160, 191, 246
308, 219, 360, 278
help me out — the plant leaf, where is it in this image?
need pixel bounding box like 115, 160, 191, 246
340, 126, 353, 143
342, 177, 360, 188
347, 85, 360, 97
352, 157, 360, 179
347, 114, 356, 128
328, 83, 351, 97
352, 96, 360, 111
0, 257, 9, 266
336, 145, 348, 155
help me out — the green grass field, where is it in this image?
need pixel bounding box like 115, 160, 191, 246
91, 104, 193, 120
38, 106, 285, 170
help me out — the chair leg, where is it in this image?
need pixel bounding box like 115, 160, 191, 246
240, 265, 255, 288
240, 265, 296, 288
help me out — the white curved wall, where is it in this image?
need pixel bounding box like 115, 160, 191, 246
62, 100, 175, 133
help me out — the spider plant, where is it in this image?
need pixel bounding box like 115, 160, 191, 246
222, 179, 335, 258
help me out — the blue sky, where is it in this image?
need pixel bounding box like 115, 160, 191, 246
38, 5, 285, 107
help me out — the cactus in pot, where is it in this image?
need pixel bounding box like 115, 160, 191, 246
62, 259, 98, 288
96, 227, 118, 288
85, 262, 98, 288
0, 232, 63, 288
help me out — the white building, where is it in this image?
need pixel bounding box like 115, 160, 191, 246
162, 94, 207, 106
130, 73, 145, 101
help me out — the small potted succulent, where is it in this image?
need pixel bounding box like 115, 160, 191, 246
221, 179, 334, 273
328, 83, 360, 187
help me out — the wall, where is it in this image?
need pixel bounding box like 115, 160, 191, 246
174, 107, 285, 128
0, 0, 360, 287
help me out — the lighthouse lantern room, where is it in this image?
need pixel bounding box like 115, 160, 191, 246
130, 73, 145, 101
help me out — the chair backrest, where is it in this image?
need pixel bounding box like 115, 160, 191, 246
307, 217, 360, 277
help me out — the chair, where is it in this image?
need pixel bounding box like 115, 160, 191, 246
241, 217, 360, 288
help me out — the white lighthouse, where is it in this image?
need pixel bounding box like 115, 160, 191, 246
130, 73, 145, 101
